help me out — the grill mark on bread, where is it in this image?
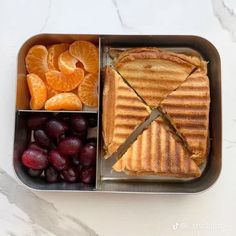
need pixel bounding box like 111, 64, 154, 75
161, 103, 208, 109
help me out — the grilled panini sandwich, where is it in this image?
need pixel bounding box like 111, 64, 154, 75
160, 68, 210, 165
103, 66, 150, 157
113, 117, 201, 178
114, 48, 204, 108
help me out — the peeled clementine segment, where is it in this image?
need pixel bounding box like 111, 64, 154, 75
58, 50, 78, 74
48, 43, 69, 70
45, 93, 82, 110
69, 41, 98, 73
25, 45, 48, 79
46, 83, 59, 98
78, 73, 98, 107
27, 73, 47, 110
46, 69, 84, 92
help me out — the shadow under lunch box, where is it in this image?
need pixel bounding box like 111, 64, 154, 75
13, 34, 221, 194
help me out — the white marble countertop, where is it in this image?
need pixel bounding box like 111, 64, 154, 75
0, 0, 235, 235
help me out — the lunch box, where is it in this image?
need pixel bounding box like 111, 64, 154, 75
13, 34, 221, 193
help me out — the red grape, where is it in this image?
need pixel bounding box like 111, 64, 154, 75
27, 113, 48, 129
72, 154, 80, 166
45, 166, 59, 183
49, 149, 68, 170
34, 129, 52, 148
46, 119, 68, 139
71, 130, 87, 140
86, 138, 97, 147
87, 115, 97, 128
60, 167, 79, 182
80, 167, 95, 184
28, 142, 48, 154
79, 143, 96, 167
58, 137, 82, 155
27, 168, 43, 177
22, 149, 48, 169
70, 114, 88, 133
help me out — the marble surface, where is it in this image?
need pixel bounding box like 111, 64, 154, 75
0, 0, 235, 235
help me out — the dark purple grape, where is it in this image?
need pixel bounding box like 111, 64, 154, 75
22, 149, 48, 169
71, 130, 87, 140
80, 167, 95, 184
60, 167, 79, 182
87, 115, 97, 128
27, 113, 48, 130
49, 149, 68, 171
86, 138, 97, 147
34, 129, 52, 148
79, 143, 96, 167
28, 142, 48, 154
55, 113, 70, 123
46, 119, 68, 139
45, 166, 59, 183
58, 137, 82, 155
70, 114, 88, 133
72, 154, 80, 166
27, 168, 43, 177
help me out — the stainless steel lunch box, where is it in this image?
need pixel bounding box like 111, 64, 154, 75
13, 34, 221, 193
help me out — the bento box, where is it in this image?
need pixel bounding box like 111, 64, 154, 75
13, 34, 221, 193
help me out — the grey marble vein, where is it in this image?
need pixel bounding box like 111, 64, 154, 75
111, 0, 142, 33
40, 0, 52, 32
224, 138, 236, 149
0, 169, 98, 236
212, 0, 236, 41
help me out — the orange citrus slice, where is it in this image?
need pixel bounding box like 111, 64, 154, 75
45, 93, 82, 110
69, 41, 98, 73
46, 83, 59, 98
25, 45, 48, 79
78, 73, 98, 107
27, 73, 47, 110
58, 50, 78, 74
46, 69, 84, 92
48, 43, 69, 70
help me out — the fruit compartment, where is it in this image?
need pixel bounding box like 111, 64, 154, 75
97, 35, 222, 193
14, 34, 101, 191
16, 34, 100, 112
13, 111, 98, 190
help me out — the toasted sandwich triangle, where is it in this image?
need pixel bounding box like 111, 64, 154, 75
103, 66, 151, 158
113, 117, 201, 178
159, 69, 210, 165
114, 48, 200, 108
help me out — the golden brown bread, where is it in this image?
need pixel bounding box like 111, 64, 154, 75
113, 48, 202, 108
103, 66, 150, 157
160, 69, 210, 165
113, 117, 201, 178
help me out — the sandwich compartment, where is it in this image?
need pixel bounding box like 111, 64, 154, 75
13, 34, 221, 193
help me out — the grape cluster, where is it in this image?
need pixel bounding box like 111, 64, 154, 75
21, 113, 97, 185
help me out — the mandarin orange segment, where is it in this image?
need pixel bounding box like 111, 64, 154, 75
69, 41, 98, 73
78, 73, 98, 107
48, 43, 69, 70
45, 93, 82, 110
27, 73, 47, 110
46, 83, 59, 98
25, 45, 48, 79
58, 50, 78, 74
46, 69, 84, 92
